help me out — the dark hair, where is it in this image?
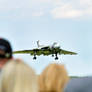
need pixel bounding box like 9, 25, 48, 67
0, 38, 12, 58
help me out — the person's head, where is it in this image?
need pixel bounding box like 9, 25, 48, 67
0, 38, 12, 69
0, 59, 38, 92
39, 63, 69, 92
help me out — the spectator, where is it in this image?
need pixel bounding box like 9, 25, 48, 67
0, 38, 12, 69
39, 63, 69, 92
0, 59, 38, 92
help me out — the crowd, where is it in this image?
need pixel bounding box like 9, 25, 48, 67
0, 38, 91, 92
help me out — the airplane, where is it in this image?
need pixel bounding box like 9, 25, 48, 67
13, 41, 77, 60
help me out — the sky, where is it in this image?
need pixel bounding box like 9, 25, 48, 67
0, 0, 92, 76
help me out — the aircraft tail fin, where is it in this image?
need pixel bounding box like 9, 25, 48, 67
52, 42, 57, 47
37, 40, 40, 48
37, 40, 45, 48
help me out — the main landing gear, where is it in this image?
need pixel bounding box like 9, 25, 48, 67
55, 56, 58, 60
55, 53, 58, 60
52, 53, 59, 60
33, 56, 37, 60
33, 53, 37, 60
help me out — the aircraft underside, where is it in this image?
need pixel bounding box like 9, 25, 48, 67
32, 53, 59, 60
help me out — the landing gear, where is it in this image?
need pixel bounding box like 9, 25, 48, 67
55, 56, 58, 60
33, 56, 37, 60
33, 54, 37, 60
55, 53, 58, 60
52, 54, 54, 57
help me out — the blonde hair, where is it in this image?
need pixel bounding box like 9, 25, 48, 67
0, 59, 38, 92
39, 63, 69, 92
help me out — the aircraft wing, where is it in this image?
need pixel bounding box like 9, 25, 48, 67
60, 49, 77, 55
13, 49, 43, 56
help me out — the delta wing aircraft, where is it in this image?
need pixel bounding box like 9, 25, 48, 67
13, 41, 77, 60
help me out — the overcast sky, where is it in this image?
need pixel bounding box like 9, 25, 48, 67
0, 0, 92, 76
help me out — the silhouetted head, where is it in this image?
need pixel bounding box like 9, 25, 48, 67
0, 38, 12, 69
